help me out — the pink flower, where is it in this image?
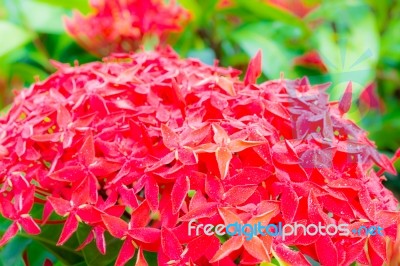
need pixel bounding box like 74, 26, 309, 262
0, 47, 399, 265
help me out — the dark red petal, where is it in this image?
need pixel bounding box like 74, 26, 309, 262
49, 166, 84, 183
179, 203, 218, 221
161, 227, 182, 260
205, 174, 224, 201
128, 227, 160, 243
130, 200, 151, 228
315, 235, 338, 266
171, 175, 190, 214
78, 133, 95, 166
57, 215, 79, 245
115, 239, 136, 266
223, 185, 258, 206
47, 196, 71, 216
101, 214, 128, 239
19, 216, 41, 235
145, 176, 159, 211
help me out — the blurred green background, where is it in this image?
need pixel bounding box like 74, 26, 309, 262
0, 0, 399, 198
0, 0, 399, 265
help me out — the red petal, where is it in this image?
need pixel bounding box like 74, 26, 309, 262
135, 247, 148, 266
171, 175, 190, 214
78, 133, 95, 166
161, 124, 179, 149
218, 207, 242, 225
212, 124, 230, 145
161, 227, 182, 260
226, 167, 272, 186
71, 177, 91, 206
128, 227, 160, 243
94, 227, 106, 255
57, 215, 79, 245
244, 50, 262, 85
47, 196, 71, 216
116, 239, 136, 266
101, 214, 128, 239
145, 176, 159, 211
315, 235, 338, 266
338, 82, 352, 115
228, 139, 265, 153
180, 203, 218, 221
209, 236, 244, 262
243, 236, 270, 262
0, 222, 19, 246
19, 216, 41, 235
205, 174, 224, 201
49, 166, 84, 182
216, 147, 233, 179
57, 104, 72, 128
130, 200, 151, 228
280, 187, 299, 223
223, 186, 258, 206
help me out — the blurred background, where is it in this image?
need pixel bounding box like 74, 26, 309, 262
0, 0, 399, 194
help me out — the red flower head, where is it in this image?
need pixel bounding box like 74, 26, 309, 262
65, 0, 190, 56
0, 47, 399, 265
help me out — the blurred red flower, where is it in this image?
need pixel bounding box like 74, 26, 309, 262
65, 0, 190, 56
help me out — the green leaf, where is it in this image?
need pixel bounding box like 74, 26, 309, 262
0, 21, 33, 57
19, 0, 70, 34
20, 223, 84, 265
0, 236, 31, 266
310, 1, 379, 100
179, 0, 202, 25
10, 63, 48, 84
231, 22, 298, 79
75, 225, 122, 266
0, 104, 11, 116
26, 240, 57, 266
188, 48, 216, 65
34, 0, 91, 13
235, 0, 310, 36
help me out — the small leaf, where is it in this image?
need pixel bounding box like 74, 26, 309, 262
0, 21, 32, 57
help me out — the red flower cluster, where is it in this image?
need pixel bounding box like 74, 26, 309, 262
65, 0, 189, 56
0, 47, 399, 265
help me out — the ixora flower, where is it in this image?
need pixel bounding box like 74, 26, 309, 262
0, 47, 399, 266
65, 0, 190, 56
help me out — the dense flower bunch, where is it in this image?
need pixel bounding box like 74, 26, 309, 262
65, 0, 189, 56
0, 47, 399, 265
